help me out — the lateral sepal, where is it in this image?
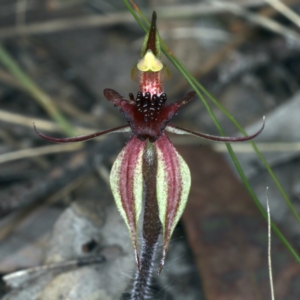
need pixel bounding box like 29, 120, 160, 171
110, 135, 146, 268
154, 133, 191, 272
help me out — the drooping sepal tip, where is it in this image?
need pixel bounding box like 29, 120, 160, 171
158, 250, 166, 275
134, 249, 141, 272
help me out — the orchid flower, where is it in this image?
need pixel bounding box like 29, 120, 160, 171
34, 12, 264, 279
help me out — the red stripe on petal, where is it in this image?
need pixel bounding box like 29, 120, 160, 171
155, 133, 191, 272
110, 136, 146, 268
154, 134, 184, 264
120, 137, 145, 230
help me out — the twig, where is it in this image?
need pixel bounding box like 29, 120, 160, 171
0, 2, 36, 17
16, 0, 27, 28
0, 69, 107, 128
0, 135, 121, 217
0, 70, 105, 131
213, 142, 300, 152
266, 187, 275, 300
168, 34, 251, 98
4, 255, 106, 287
160, 27, 231, 42
0, 45, 74, 135
56, 101, 100, 127
96, 165, 110, 185
0, 11, 134, 38
212, 1, 300, 44
168, 0, 300, 97
172, 135, 300, 153
264, 0, 300, 27
0, 110, 97, 134
0, 143, 82, 165
0, 3, 267, 39
3, 255, 105, 296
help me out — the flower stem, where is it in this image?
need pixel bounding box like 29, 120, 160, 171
131, 142, 161, 300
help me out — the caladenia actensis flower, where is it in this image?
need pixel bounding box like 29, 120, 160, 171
34, 12, 264, 298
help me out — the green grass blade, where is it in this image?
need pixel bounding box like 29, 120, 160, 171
162, 50, 300, 224
194, 82, 300, 224
167, 51, 300, 224
123, 0, 300, 263
0, 44, 74, 135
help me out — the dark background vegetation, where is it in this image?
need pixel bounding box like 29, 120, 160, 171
0, 0, 300, 299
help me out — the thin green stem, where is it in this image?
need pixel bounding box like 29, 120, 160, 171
195, 82, 300, 224
174, 56, 300, 224
124, 0, 300, 263
0, 44, 74, 135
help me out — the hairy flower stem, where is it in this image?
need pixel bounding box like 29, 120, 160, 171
131, 142, 162, 300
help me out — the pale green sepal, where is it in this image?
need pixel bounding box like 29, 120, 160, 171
156, 148, 191, 238
155, 134, 191, 249
172, 152, 191, 229
155, 138, 191, 273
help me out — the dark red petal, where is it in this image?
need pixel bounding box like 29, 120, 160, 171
103, 88, 135, 106
174, 91, 196, 108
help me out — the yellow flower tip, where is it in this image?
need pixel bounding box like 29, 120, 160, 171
137, 49, 163, 72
